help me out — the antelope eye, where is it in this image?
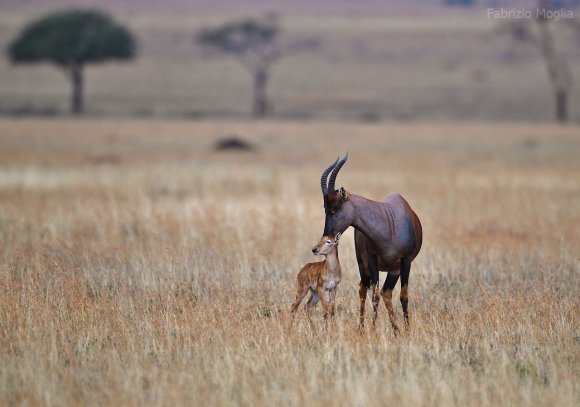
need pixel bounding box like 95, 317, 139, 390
326, 240, 332, 243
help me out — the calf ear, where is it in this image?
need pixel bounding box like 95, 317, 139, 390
334, 232, 342, 243
339, 187, 348, 200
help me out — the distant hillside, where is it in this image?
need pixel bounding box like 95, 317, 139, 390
1, 0, 579, 121
0, 0, 549, 16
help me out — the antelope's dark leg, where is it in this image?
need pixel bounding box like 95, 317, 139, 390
400, 256, 411, 329
381, 273, 400, 334
358, 282, 368, 329
356, 240, 370, 330
368, 254, 380, 326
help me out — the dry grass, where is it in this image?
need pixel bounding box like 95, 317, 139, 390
0, 119, 579, 406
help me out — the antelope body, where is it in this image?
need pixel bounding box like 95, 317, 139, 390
320, 153, 422, 332
290, 233, 342, 322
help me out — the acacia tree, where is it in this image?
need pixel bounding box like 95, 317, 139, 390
8, 10, 136, 114
198, 17, 315, 117
499, 0, 575, 122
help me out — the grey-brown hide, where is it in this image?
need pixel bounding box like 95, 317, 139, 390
320, 153, 422, 332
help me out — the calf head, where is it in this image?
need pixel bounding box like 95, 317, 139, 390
312, 232, 342, 255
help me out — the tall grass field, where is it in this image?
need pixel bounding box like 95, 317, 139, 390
0, 119, 578, 405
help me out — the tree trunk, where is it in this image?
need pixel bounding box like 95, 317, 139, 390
69, 64, 84, 115
555, 89, 568, 122
253, 68, 269, 117
536, 0, 571, 122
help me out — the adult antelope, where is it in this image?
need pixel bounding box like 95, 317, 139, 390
320, 153, 422, 333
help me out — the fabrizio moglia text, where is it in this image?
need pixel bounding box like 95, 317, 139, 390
487, 8, 574, 21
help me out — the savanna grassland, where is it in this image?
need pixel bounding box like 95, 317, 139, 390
0, 119, 578, 406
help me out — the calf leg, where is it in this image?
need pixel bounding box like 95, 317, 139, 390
305, 290, 320, 310
381, 273, 400, 334
289, 284, 310, 332
329, 288, 337, 318
288, 282, 308, 330
400, 256, 411, 329
291, 285, 310, 315
319, 288, 332, 322
305, 290, 320, 329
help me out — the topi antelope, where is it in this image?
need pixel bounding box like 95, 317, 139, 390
320, 153, 422, 333
290, 233, 342, 323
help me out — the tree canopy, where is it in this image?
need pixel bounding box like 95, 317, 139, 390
8, 9, 136, 67
198, 19, 278, 57
7, 9, 136, 114
197, 17, 317, 117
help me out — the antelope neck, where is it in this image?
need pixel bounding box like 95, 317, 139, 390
350, 194, 394, 245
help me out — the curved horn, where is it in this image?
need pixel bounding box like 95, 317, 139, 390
327, 152, 348, 193
320, 157, 339, 195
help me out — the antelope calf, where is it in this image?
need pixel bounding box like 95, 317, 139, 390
290, 233, 342, 322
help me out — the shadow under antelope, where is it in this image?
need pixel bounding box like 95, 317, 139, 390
319, 153, 422, 333
290, 233, 342, 324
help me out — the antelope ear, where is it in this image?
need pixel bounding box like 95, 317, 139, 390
334, 232, 342, 243
339, 187, 348, 200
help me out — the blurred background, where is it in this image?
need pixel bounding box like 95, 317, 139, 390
1, 0, 579, 122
